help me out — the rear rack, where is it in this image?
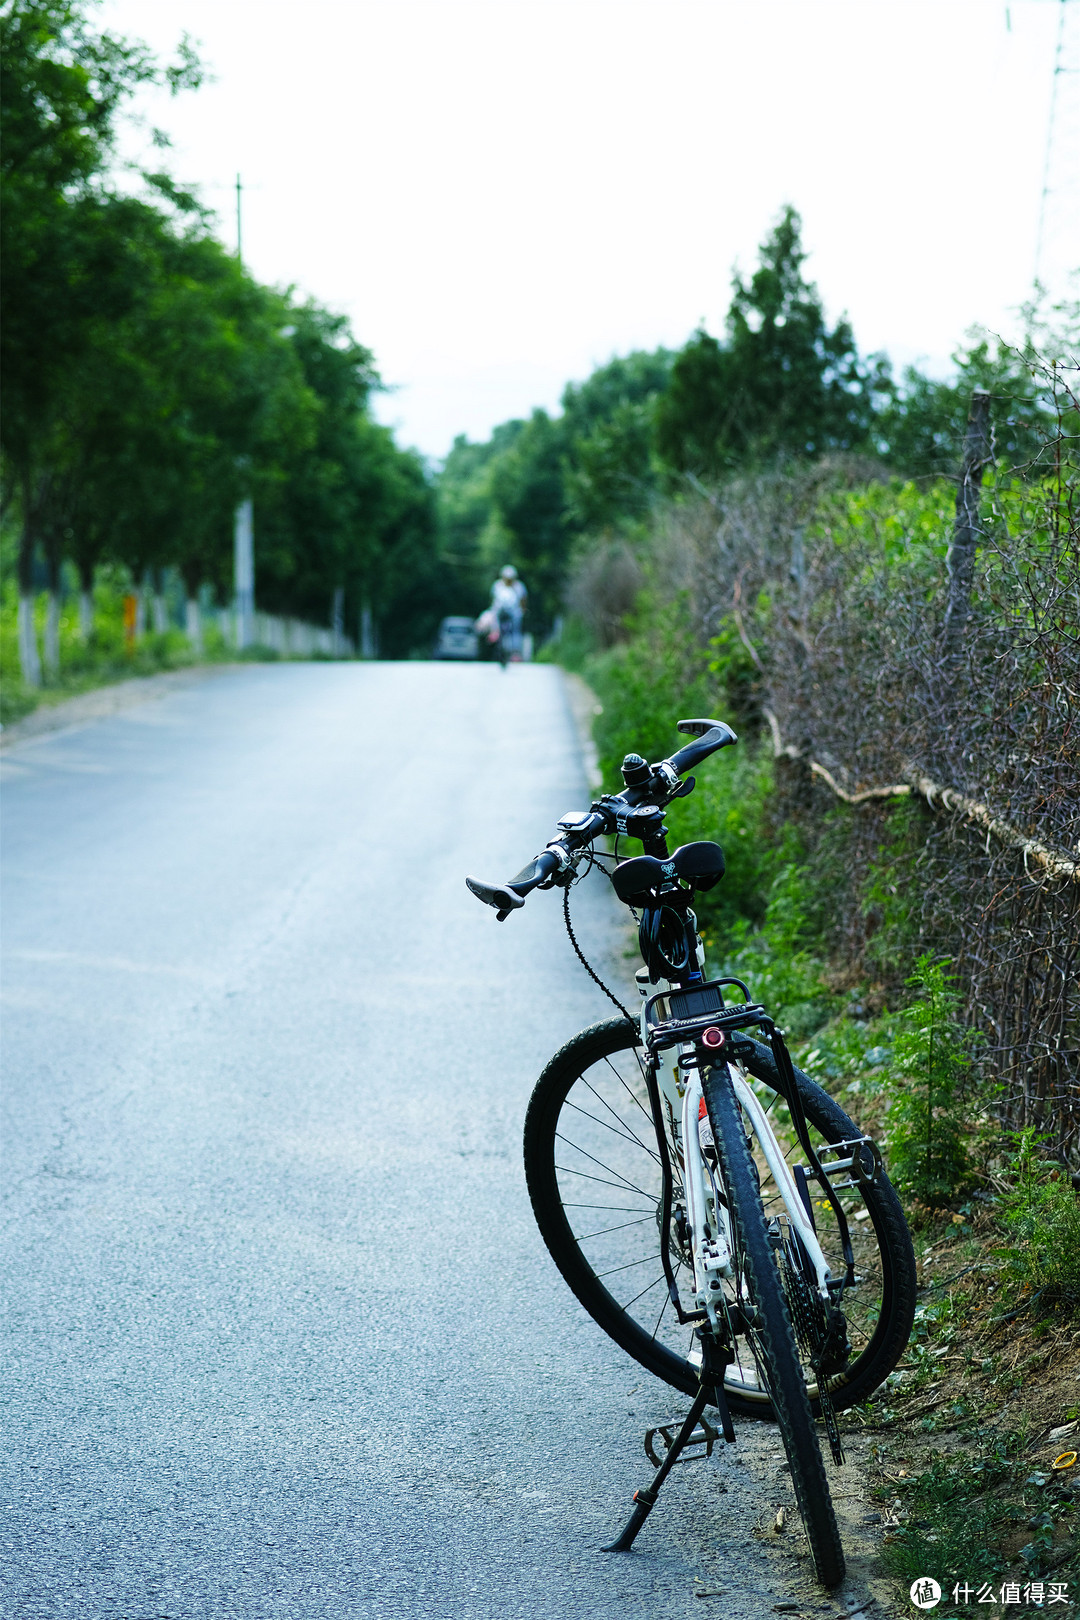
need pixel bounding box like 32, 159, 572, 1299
643, 979, 766, 1053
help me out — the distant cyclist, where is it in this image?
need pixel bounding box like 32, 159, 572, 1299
490, 565, 527, 664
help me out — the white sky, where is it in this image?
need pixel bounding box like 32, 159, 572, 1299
100, 0, 1076, 461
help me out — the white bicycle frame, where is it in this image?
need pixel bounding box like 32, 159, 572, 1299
655, 1043, 833, 1333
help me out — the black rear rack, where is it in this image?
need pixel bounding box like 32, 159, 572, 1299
643, 978, 765, 1053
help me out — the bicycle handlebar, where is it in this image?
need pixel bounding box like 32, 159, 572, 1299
667, 718, 738, 779
465, 847, 564, 920
466, 718, 736, 920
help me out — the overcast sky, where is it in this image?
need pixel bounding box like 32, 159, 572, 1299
100, 0, 1075, 461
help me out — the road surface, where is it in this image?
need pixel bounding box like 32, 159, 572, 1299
1, 663, 881, 1619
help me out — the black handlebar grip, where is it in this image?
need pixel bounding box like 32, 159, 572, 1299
667, 718, 738, 776
466, 846, 564, 920
506, 849, 561, 894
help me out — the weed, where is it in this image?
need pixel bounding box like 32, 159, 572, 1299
882, 1452, 1012, 1592
861, 797, 929, 980
995, 1129, 1080, 1312
793, 1008, 899, 1090
708, 860, 836, 1038
885, 955, 973, 1208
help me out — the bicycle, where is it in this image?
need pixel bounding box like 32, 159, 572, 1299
467, 718, 918, 1588
495, 606, 518, 668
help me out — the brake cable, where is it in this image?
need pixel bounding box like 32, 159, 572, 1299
562, 880, 634, 1022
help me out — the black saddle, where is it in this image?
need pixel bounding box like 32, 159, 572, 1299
610, 841, 725, 905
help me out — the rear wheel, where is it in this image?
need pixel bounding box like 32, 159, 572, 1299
702, 1062, 845, 1586
523, 1017, 916, 1417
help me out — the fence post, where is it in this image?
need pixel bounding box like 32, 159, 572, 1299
942, 389, 992, 663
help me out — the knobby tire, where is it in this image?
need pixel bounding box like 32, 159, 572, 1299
702, 1061, 845, 1587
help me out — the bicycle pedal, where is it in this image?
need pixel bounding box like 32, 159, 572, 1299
644, 1415, 721, 1467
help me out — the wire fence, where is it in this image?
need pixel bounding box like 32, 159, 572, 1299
629, 364, 1080, 1159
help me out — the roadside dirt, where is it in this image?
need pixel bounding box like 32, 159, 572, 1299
0, 664, 236, 750
851, 1210, 1080, 1617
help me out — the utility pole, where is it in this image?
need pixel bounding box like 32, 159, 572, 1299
233, 174, 253, 650
360, 601, 377, 659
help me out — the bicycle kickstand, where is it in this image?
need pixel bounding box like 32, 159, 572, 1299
601, 1341, 735, 1554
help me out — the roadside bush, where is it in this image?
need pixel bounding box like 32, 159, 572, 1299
567, 374, 1080, 1159
585, 592, 715, 788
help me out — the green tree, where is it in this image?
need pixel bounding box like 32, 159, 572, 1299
258, 301, 438, 655
878, 333, 1057, 479
0, 0, 201, 679
433, 420, 526, 614
561, 349, 672, 529
488, 409, 571, 632
1, 0, 449, 675
433, 352, 672, 642
30, 207, 316, 651
655, 206, 889, 477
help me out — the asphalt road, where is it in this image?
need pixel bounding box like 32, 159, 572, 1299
1, 663, 879, 1620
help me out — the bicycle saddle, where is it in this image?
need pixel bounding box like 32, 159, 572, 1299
611, 841, 725, 903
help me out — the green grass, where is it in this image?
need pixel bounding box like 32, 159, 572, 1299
0, 576, 313, 725
881, 1448, 1014, 1599
995, 1130, 1080, 1312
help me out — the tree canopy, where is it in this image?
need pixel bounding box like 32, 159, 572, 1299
1, 0, 440, 664
654, 206, 890, 475
432, 206, 1057, 642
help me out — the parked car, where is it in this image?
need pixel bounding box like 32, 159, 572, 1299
433, 616, 479, 660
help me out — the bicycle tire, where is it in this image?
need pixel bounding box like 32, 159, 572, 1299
702, 1061, 845, 1587
496, 611, 513, 667
522, 1016, 916, 1418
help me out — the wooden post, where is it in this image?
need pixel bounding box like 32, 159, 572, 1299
942, 389, 992, 662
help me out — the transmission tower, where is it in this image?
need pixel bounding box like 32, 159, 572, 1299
1034, 0, 1080, 304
